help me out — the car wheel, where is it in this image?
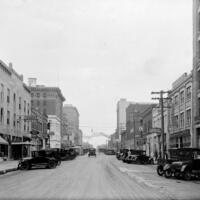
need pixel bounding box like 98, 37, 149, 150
20, 162, 30, 170
183, 169, 192, 181
48, 161, 56, 169
164, 169, 172, 178
157, 166, 164, 176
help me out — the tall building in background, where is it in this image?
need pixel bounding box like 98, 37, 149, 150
63, 104, 82, 146
116, 99, 130, 142
193, 0, 200, 148
0, 61, 31, 159
28, 78, 65, 148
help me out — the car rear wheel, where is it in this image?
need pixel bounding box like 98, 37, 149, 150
157, 166, 164, 176
183, 169, 192, 181
48, 161, 56, 169
20, 162, 31, 170
164, 169, 172, 178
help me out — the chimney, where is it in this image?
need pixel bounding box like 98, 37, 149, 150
28, 78, 37, 87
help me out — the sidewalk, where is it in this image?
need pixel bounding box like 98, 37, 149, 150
0, 160, 19, 175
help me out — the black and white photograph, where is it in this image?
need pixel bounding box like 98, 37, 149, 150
0, 0, 200, 199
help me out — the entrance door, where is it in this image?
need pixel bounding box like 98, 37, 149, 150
197, 128, 200, 148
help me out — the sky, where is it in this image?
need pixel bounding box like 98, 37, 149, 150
0, 0, 192, 147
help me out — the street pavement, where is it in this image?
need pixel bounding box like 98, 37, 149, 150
0, 160, 18, 175
0, 153, 199, 200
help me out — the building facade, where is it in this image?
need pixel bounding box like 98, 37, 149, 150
63, 104, 82, 147
169, 73, 193, 148
193, 0, 200, 148
31, 107, 48, 151
125, 103, 153, 149
116, 99, 130, 143
0, 61, 31, 159
28, 78, 65, 149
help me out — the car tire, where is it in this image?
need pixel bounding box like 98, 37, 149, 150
20, 162, 30, 170
183, 169, 192, 181
157, 166, 164, 176
48, 161, 56, 169
164, 169, 172, 178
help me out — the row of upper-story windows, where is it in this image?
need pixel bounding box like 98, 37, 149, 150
173, 109, 191, 129
173, 85, 192, 106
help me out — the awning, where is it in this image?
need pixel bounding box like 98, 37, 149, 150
12, 141, 34, 145
0, 136, 8, 145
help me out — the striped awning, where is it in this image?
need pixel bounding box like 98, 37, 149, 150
0, 136, 8, 145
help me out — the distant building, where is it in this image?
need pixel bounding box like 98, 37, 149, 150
63, 104, 82, 146
116, 99, 130, 143
28, 78, 65, 149
168, 73, 192, 148
31, 107, 48, 151
125, 103, 154, 149
0, 61, 31, 159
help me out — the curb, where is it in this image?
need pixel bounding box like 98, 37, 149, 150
0, 167, 18, 176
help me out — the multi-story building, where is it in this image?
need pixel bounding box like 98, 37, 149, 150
116, 99, 130, 143
28, 78, 65, 148
125, 103, 153, 149
0, 61, 31, 159
169, 73, 192, 148
193, 0, 200, 148
149, 102, 169, 158
139, 105, 155, 153
63, 104, 81, 146
31, 107, 48, 151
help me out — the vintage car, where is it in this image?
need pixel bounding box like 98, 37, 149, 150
163, 148, 200, 180
18, 150, 58, 170
157, 148, 181, 176
104, 149, 116, 155
88, 148, 96, 157
122, 149, 152, 164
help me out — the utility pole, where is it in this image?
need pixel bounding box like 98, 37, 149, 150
151, 90, 171, 160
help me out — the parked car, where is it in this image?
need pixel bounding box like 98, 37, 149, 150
157, 148, 181, 176
18, 151, 58, 170
163, 148, 200, 180
88, 148, 96, 157
105, 149, 116, 155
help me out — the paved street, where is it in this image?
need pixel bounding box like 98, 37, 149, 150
0, 154, 200, 200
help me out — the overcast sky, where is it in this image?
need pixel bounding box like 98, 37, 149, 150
0, 0, 192, 146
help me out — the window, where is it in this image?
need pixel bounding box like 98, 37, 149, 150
37, 100, 40, 106
27, 103, 30, 115
31, 93, 34, 98
174, 115, 179, 128
24, 100, 26, 113
180, 112, 184, 128
37, 93, 40, 98
0, 107, 3, 124
43, 100, 46, 106
186, 109, 191, 126
13, 113, 16, 127
31, 100, 34, 107
19, 97, 21, 110
7, 110, 10, 125
7, 88, 10, 103
186, 86, 191, 100
43, 93, 47, 98
180, 91, 184, 104
0, 84, 4, 103
174, 95, 179, 105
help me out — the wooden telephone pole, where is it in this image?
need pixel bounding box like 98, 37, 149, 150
151, 90, 171, 160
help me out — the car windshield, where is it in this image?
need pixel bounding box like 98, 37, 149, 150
1, 1, 200, 200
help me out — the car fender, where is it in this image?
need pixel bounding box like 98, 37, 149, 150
163, 164, 171, 171
181, 165, 190, 172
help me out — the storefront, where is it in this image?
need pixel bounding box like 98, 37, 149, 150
0, 136, 8, 159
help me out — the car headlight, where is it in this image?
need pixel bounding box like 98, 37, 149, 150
163, 164, 170, 170
181, 165, 187, 172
